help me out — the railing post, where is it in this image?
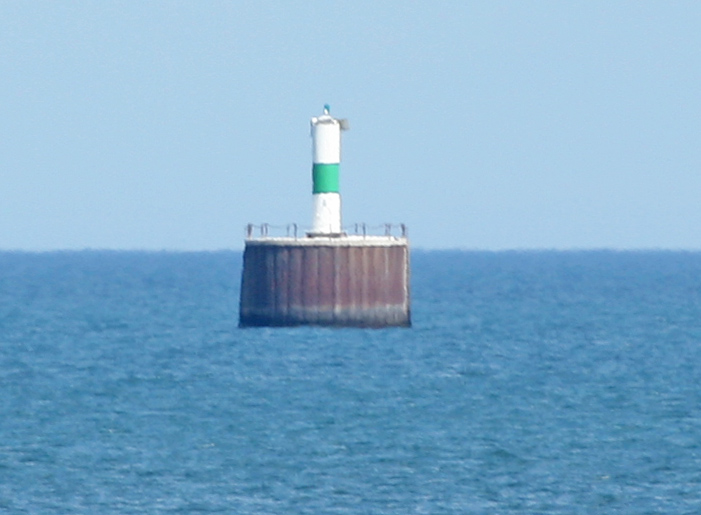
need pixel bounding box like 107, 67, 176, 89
246, 224, 253, 239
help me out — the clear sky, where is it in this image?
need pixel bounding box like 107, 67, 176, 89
2, 1, 699, 250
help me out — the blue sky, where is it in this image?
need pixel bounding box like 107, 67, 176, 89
1, 1, 699, 250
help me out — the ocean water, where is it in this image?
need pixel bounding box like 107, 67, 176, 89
1, 250, 701, 514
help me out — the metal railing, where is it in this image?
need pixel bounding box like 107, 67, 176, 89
245, 223, 408, 240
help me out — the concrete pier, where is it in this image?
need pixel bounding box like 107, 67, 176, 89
239, 235, 411, 328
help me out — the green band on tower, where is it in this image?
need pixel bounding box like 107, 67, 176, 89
312, 163, 340, 193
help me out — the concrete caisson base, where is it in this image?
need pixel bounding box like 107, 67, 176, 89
239, 236, 411, 328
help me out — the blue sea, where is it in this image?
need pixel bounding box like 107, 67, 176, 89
2, 250, 701, 514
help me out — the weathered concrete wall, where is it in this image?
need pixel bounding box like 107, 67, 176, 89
239, 238, 410, 327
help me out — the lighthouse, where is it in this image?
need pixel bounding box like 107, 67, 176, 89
309, 104, 348, 236
239, 105, 411, 328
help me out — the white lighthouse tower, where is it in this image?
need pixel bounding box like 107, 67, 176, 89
309, 104, 348, 236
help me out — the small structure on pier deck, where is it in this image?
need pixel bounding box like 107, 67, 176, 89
239, 106, 410, 328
